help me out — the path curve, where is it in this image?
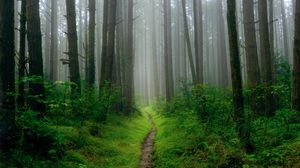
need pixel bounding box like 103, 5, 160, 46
139, 114, 156, 168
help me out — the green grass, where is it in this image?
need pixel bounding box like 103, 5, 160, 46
150, 105, 300, 168
151, 109, 237, 168
57, 110, 152, 168
1, 109, 152, 168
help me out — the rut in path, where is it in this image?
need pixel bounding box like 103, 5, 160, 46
139, 114, 156, 168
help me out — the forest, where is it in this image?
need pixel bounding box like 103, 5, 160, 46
0, 0, 299, 167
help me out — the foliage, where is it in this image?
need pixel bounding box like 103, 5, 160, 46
0, 78, 125, 167
152, 83, 300, 167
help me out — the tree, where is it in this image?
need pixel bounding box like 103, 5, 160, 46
1, 0, 15, 114
280, 0, 289, 61
227, 0, 252, 152
27, 0, 46, 114
18, 0, 27, 108
163, 0, 174, 101
100, 0, 117, 89
0, 0, 3, 110
258, 0, 274, 116
242, 0, 261, 115
292, 1, 300, 111
193, 0, 203, 84
216, 0, 229, 88
65, 0, 81, 94
182, 0, 197, 84
124, 0, 134, 114
151, 1, 160, 98
50, 0, 58, 81
87, 0, 96, 87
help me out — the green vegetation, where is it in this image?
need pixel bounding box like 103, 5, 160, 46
151, 83, 300, 167
0, 81, 152, 168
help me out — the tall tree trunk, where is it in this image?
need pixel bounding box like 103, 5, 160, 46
18, 0, 27, 108
0, 0, 3, 110
88, 0, 96, 87
242, 0, 262, 115
182, 0, 196, 84
99, 0, 109, 90
50, 0, 58, 81
66, 0, 81, 94
193, 0, 203, 84
258, 0, 274, 116
292, 1, 300, 111
152, 2, 160, 98
269, 0, 276, 82
44, 0, 51, 78
124, 0, 134, 114
281, 0, 289, 61
217, 0, 229, 88
1, 0, 15, 116
227, 0, 252, 153
27, 0, 46, 114
163, 0, 174, 101
100, 0, 117, 89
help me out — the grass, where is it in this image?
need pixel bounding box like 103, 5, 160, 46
151, 109, 215, 168
58, 109, 152, 168
150, 106, 300, 168
1, 109, 152, 168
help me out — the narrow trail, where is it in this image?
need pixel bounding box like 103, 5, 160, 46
139, 114, 156, 168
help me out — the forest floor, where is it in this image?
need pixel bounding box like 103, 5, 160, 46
139, 113, 156, 168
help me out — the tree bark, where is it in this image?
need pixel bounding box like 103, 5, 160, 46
242, 0, 262, 115
292, 1, 300, 111
27, 0, 46, 114
100, 0, 117, 89
18, 0, 27, 108
281, 0, 289, 61
124, 0, 134, 114
258, 0, 274, 116
227, 0, 252, 153
151, 2, 160, 98
0, 0, 3, 110
88, 0, 96, 87
65, 0, 81, 94
1, 0, 15, 115
163, 0, 174, 101
216, 0, 229, 88
50, 0, 58, 81
193, 0, 203, 84
182, 0, 196, 84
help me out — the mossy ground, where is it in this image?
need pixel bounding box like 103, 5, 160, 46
1, 109, 152, 168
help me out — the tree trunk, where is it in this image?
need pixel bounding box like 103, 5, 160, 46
281, 0, 289, 61
227, 0, 252, 153
99, 0, 109, 90
65, 0, 81, 94
152, 2, 160, 98
217, 0, 229, 88
124, 0, 134, 114
88, 0, 96, 87
163, 0, 174, 101
1, 0, 15, 115
258, 0, 274, 116
193, 0, 203, 84
242, 0, 262, 115
182, 0, 196, 84
100, 0, 117, 89
292, 1, 300, 111
0, 0, 3, 110
18, 0, 27, 108
27, 0, 46, 114
44, 0, 51, 78
50, 0, 58, 81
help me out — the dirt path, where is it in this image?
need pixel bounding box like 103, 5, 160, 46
139, 114, 156, 168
